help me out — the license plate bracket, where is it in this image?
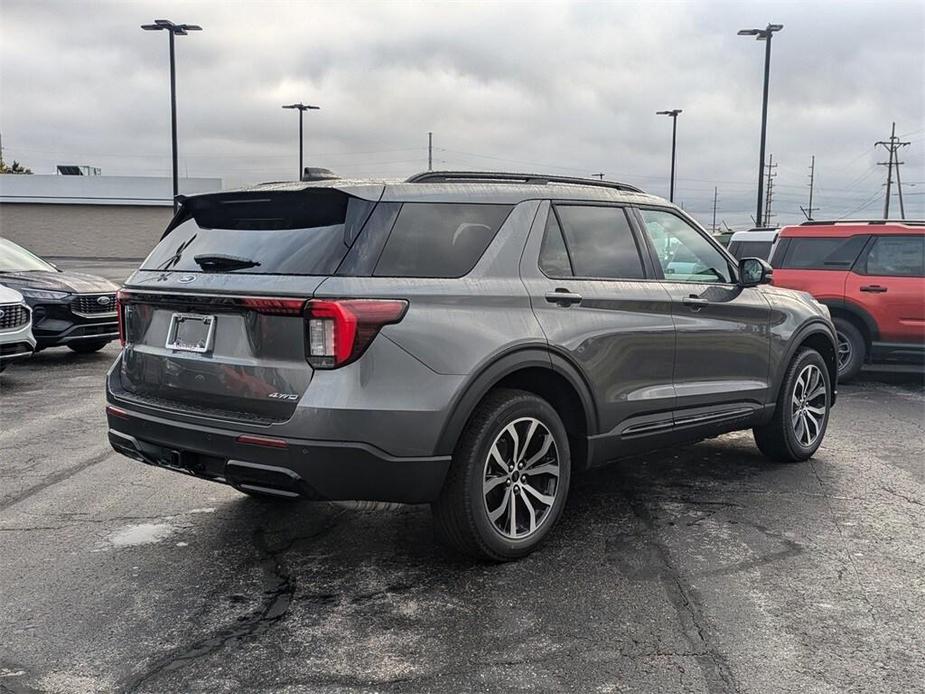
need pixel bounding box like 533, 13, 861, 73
165, 312, 216, 354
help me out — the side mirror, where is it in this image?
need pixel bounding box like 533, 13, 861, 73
739, 257, 773, 287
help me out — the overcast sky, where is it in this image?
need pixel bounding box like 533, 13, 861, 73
1, 0, 923, 228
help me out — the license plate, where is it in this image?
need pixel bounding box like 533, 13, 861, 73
165, 313, 216, 354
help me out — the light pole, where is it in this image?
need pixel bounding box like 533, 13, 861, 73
141, 19, 201, 214
656, 109, 682, 202
282, 103, 320, 180
738, 23, 783, 227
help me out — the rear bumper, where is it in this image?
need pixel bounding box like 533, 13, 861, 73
106, 405, 451, 503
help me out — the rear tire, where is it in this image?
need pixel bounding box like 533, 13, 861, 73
754, 348, 831, 462
68, 340, 110, 354
833, 317, 865, 382
433, 388, 571, 561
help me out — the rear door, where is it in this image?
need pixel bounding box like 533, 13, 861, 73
846, 234, 925, 343
520, 201, 676, 442
634, 207, 772, 416
118, 188, 379, 422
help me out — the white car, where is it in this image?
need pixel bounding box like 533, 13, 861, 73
727, 228, 780, 262
0, 284, 36, 372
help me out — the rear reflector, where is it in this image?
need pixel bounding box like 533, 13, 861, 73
304, 299, 408, 368
106, 405, 130, 420
236, 434, 289, 449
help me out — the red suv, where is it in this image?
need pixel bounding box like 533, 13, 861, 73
770, 221, 925, 381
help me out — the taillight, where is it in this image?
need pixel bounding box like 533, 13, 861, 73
240, 297, 306, 315
116, 288, 128, 346
304, 299, 408, 368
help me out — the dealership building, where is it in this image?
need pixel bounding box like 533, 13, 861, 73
0, 171, 221, 259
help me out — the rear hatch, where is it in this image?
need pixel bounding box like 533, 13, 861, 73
117, 187, 378, 423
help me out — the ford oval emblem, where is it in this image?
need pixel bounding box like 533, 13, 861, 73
97, 295, 111, 306
178, 275, 196, 284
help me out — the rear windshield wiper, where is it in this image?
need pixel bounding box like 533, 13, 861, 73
193, 254, 262, 272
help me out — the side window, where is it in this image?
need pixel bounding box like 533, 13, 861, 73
374, 203, 512, 278
863, 236, 925, 277
550, 205, 645, 279
538, 210, 573, 277
779, 236, 868, 270
640, 209, 732, 283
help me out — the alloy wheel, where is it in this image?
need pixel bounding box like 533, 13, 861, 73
482, 417, 560, 540
836, 331, 852, 371
791, 364, 828, 447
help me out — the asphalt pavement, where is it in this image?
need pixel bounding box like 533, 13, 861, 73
0, 262, 922, 694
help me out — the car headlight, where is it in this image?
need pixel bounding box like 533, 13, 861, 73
18, 288, 70, 300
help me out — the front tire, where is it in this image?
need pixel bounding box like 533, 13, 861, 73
68, 340, 110, 354
433, 388, 571, 561
754, 348, 831, 462
833, 317, 865, 382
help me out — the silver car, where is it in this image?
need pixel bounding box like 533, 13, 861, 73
106, 171, 838, 560
0, 284, 36, 371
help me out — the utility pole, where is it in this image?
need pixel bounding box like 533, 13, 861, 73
712, 186, 718, 232
763, 154, 777, 226
876, 122, 909, 219
801, 155, 818, 220
141, 19, 202, 213
656, 109, 682, 202
428, 132, 433, 171
592, 173, 605, 180
738, 23, 783, 227
282, 103, 320, 180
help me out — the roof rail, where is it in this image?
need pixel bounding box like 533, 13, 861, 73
406, 170, 644, 194
800, 219, 925, 226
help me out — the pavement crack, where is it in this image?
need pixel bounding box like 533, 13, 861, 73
117, 511, 344, 693
623, 491, 739, 694
808, 460, 879, 619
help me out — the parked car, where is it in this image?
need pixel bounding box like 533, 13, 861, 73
0, 237, 120, 353
0, 284, 36, 372
770, 220, 925, 381
728, 227, 779, 261
106, 171, 838, 560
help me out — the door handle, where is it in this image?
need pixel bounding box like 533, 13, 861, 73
682, 296, 709, 310
860, 285, 887, 293
545, 289, 583, 306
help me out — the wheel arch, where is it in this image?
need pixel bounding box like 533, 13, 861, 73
818, 298, 878, 350
775, 320, 839, 404
434, 347, 598, 469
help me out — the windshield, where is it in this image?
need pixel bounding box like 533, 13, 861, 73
0, 237, 58, 272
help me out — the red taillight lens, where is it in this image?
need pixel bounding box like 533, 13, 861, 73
304, 299, 408, 368
240, 297, 306, 315
116, 288, 128, 346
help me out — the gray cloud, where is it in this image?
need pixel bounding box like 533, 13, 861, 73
1, 0, 923, 228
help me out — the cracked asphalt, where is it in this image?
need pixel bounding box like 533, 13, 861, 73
1, 269, 923, 693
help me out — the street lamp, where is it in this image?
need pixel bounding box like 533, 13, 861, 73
282, 103, 320, 180
656, 109, 682, 202
738, 23, 783, 227
141, 19, 201, 214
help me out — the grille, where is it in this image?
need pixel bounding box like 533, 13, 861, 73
0, 304, 29, 331
72, 293, 117, 316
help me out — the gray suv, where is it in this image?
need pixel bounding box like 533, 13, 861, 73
106, 171, 837, 560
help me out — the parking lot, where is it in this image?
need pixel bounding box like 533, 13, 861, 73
1, 264, 923, 694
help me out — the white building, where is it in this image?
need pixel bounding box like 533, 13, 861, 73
0, 173, 221, 259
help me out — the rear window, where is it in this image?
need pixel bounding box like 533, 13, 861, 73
728, 240, 773, 260
373, 203, 512, 278
774, 235, 868, 270
141, 190, 373, 275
